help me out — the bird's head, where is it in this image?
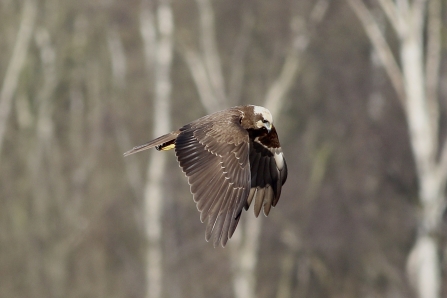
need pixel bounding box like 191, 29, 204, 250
252, 106, 273, 132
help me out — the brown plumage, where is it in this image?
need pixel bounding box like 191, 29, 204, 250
124, 105, 287, 247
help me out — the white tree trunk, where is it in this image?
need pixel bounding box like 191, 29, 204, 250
230, 216, 262, 298
347, 1, 446, 297
407, 235, 440, 298
108, 28, 144, 200
0, 0, 37, 156
398, 5, 442, 298
140, 1, 174, 298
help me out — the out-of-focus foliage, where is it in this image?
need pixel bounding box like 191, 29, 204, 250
0, 0, 445, 298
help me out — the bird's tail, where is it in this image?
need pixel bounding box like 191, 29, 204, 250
123, 131, 179, 156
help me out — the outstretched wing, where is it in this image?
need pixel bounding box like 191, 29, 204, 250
246, 126, 288, 217
175, 110, 251, 247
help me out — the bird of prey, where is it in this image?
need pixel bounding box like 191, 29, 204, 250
124, 105, 287, 247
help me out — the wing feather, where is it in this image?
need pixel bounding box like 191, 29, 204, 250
206, 184, 230, 243
261, 159, 274, 216
234, 143, 248, 165
249, 152, 261, 186
255, 156, 266, 187
263, 186, 274, 216
200, 175, 227, 223
246, 188, 256, 209
253, 188, 264, 217
190, 161, 221, 194
252, 155, 266, 217
229, 187, 245, 238
269, 157, 280, 203
245, 126, 288, 217
175, 112, 251, 247
214, 188, 235, 247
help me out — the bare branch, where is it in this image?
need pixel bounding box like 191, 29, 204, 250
182, 48, 224, 112
181, 0, 232, 112
0, 0, 37, 156
265, 0, 329, 118
28, 27, 58, 197
396, 0, 410, 14
195, 0, 226, 106
34, 27, 66, 208
34, 28, 57, 143
309, 0, 330, 24
140, 0, 157, 77
438, 138, 447, 194
347, 0, 406, 105
376, 0, 402, 35
412, 0, 429, 28
264, 47, 301, 118
425, 0, 441, 99
425, 0, 441, 149
228, 10, 254, 106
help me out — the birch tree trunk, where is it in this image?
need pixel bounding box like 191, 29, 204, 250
140, 1, 174, 297
346, 1, 446, 297
0, 0, 37, 156
108, 28, 144, 200
29, 26, 66, 297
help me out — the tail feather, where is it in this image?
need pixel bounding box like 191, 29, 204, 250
123, 132, 179, 156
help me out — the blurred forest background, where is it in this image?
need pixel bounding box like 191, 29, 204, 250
1, 0, 446, 297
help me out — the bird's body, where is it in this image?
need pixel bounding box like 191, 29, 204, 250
124, 105, 287, 247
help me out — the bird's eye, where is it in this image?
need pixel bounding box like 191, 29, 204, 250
263, 119, 269, 123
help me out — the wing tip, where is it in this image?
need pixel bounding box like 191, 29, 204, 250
123, 149, 135, 157
123, 142, 157, 156
123, 147, 146, 156
124, 132, 179, 157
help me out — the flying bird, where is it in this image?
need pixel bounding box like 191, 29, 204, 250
124, 105, 287, 247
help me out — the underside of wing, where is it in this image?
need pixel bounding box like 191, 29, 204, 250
246, 127, 287, 217
175, 120, 250, 247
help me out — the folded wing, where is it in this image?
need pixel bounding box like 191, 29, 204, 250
246, 126, 288, 217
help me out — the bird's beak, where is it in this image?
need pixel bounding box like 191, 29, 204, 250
265, 122, 271, 132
